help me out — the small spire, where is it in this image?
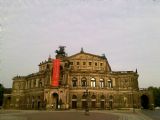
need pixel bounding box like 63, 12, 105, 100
136, 68, 137, 73
102, 54, 106, 59
81, 47, 84, 53
48, 54, 52, 61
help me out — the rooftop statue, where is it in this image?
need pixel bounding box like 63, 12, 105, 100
55, 46, 66, 57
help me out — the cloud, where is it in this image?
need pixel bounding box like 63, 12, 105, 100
0, 0, 160, 88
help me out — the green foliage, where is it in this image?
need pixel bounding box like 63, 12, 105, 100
148, 86, 160, 107
0, 83, 4, 106
0, 83, 4, 93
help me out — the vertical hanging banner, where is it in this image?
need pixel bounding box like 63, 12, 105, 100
52, 59, 60, 87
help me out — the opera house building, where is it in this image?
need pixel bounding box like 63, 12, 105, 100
4, 47, 153, 110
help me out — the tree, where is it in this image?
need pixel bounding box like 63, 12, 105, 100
148, 86, 160, 107
0, 83, 4, 107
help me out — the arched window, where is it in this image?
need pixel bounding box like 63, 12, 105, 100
72, 95, 77, 99
29, 80, 31, 89
108, 79, 112, 88
39, 80, 42, 88
82, 94, 87, 99
31, 96, 35, 109
101, 95, 105, 100
109, 95, 113, 100
33, 80, 36, 87
99, 79, 104, 88
91, 95, 96, 99
81, 77, 87, 87
91, 78, 96, 87
72, 77, 77, 87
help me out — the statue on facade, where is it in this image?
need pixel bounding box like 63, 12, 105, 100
101, 54, 106, 59
55, 46, 66, 57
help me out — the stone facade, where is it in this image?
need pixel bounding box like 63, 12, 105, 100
8, 47, 153, 110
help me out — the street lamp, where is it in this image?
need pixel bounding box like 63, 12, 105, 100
83, 87, 90, 115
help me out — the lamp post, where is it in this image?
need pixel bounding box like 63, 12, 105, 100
83, 87, 90, 115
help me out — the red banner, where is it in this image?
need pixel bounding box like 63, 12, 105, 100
52, 59, 60, 86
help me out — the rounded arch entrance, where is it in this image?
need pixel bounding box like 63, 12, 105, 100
52, 93, 59, 109
81, 95, 87, 109
5, 96, 11, 109
100, 95, 105, 109
91, 95, 96, 108
72, 95, 77, 109
141, 95, 149, 109
109, 95, 113, 109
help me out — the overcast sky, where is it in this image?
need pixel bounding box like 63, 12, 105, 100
0, 0, 160, 88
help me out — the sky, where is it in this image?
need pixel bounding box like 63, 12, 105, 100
0, 0, 160, 88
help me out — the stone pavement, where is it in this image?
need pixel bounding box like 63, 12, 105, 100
92, 110, 153, 120
0, 109, 155, 120
140, 109, 160, 120
113, 111, 153, 120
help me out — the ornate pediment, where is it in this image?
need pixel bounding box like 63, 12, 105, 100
68, 52, 104, 61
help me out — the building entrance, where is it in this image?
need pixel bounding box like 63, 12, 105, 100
72, 101, 77, 109
72, 95, 77, 109
141, 95, 149, 109
109, 101, 113, 109
91, 101, 96, 108
100, 101, 105, 109
82, 101, 87, 109
52, 93, 59, 109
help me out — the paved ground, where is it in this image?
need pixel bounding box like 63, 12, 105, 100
0, 109, 158, 120
0, 110, 118, 120
141, 109, 160, 120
